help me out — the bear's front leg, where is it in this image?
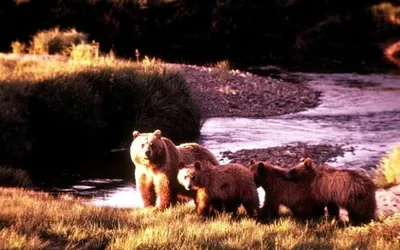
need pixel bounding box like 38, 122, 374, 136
135, 169, 156, 207
196, 190, 211, 217
260, 195, 279, 221
154, 174, 177, 210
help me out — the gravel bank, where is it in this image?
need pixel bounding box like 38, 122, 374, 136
167, 63, 320, 118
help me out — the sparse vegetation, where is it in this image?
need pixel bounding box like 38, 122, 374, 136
68, 41, 100, 61
28, 27, 88, 55
0, 50, 202, 172
0, 187, 399, 249
374, 144, 400, 189
11, 41, 27, 54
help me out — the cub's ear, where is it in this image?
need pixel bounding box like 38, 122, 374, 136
257, 162, 265, 174
299, 157, 305, 162
303, 158, 313, 168
194, 161, 201, 171
178, 161, 186, 170
286, 168, 296, 180
132, 131, 140, 140
154, 129, 162, 138
250, 158, 256, 165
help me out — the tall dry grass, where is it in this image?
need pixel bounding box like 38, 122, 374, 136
0, 187, 399, 249
28, 27, 88, 55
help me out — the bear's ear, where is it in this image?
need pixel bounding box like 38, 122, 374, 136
250, 158, 256, 165
178, 161, 186, 169
257, 162, 265, 174
286, 168, 297, 180
299, 157, 305, 162
194, 161, 201, 171
154, 129, 162, 138
303, 158, 313, 168
132, 131, 140, 139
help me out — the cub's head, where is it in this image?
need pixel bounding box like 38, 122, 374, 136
177, 161, 206, 191
130, 129, 164, 164
177, 161, 195, 191
248, 159, 271, 187
286, 157, 316, 181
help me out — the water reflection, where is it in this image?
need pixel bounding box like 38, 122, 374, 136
91, 185, 143, 208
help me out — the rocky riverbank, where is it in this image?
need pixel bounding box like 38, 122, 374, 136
166, 63, 320, 118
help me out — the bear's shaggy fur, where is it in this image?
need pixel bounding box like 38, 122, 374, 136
179, 161, 260, 218
248, 159, 335, 221
286, 158, 377, 225
130, 129, 219, 210
177, 143, 219, 166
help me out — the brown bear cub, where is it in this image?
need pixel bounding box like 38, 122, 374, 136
285, 158, 377, 225
130, 129, 219, 210
178, 161, 260, 218
178, 162, 225, 214
248, 159, 336, 221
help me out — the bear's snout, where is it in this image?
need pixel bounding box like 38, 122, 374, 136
145, 149, 151, 158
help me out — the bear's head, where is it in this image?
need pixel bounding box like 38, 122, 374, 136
130, 129, 165, 165
177, 161, 195, 191
285, 157, 317, 181
177, 161, 208, 190
248, 159, 271, 187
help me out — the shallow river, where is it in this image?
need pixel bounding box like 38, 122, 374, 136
43, 72, 400, 208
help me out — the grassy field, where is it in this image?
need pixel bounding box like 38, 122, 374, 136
0, 53, 201, 172
1, 187, 399, 250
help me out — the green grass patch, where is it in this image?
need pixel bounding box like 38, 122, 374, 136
0, 187, 399, 249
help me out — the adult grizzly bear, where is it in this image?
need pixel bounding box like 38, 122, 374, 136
130, 129, 219, 210
248, 159, 337, 221
178, 161, 260, 218
285, 158, 377, 225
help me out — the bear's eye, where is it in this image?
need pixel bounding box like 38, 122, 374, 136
141, 143, 145, 148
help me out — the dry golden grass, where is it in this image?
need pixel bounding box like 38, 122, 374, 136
28, 27, 88, 55
371, 3, 400, 26
375, 144, 400, 189
11, 41, 27, 54
0, 51, 169, 84
206, 59, 236, 82
1, 187, 400, 250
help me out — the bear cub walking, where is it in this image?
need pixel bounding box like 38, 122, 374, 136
248, 159, 336, 221
179, 161, 260, 218
286, 158, 377, 225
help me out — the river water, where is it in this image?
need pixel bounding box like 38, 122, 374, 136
42, 72, 400, 208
